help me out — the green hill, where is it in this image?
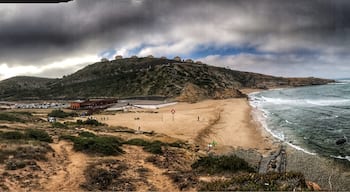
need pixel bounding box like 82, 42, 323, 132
0, 58, 334, 101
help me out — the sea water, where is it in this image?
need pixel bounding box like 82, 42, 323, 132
249, 82, 350, 161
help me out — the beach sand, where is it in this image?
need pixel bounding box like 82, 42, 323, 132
95, 98, 274, 155
89, 97, 350, 190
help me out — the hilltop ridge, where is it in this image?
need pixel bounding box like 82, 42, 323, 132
0, 57, 334, 100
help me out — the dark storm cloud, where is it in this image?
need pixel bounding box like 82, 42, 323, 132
0, 0, 349, 78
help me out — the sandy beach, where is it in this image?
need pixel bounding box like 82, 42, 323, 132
94, 98, 274, 155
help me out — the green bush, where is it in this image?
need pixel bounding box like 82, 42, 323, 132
76, 119, 103, 126
0, 113, 24, 123
124, 138, 184, 154
79, 131, 96, 137
124, 138, 149, 146
25, 129, 53, 143
1, 131, 25, 140
143, 140, 163, 154
61, 135, 123, 156
48, 109, 77, 118
192, 155, 255, 174
52, 122, 67, 128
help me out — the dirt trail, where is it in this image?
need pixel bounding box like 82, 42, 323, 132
121, 145, 178, 192
41, 141, 89, 192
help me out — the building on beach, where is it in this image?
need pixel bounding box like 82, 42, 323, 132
70, 99, 117, 110
115, 55, 123, 60
185, 59, 194, 63
173, 56, 181, 61
101, 58, 109, 62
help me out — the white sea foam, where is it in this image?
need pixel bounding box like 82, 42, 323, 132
285, 142, 317, 155
257, 96, 350, 106
330, 155, 350, 162
285, 120, 293, 124
249, 92, 317, 156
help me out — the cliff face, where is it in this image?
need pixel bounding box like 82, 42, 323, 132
0, 58, 335, 100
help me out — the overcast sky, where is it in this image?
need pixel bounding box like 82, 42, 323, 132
0, 0, 349, 80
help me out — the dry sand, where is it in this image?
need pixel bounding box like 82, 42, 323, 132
94, 98, 274, 154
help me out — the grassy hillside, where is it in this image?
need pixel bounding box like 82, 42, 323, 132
0, 76, 58, 100
0, 58, 334, 100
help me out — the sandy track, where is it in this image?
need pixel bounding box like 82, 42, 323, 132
41, 141, 88, 192
121, 145, 178, 192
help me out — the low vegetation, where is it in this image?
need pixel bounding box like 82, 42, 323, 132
51, 122, 67, 128
81, 160, 134, 191
0, 112, 25, 123
48, 109, 77, 118
60, 133, 123, 155
199, 172, 307, 191
76, 119, 104, 126
0, 129, 52, 143
124, 138, 185, 155
192, 155, 255, 174
25, 129, 53, 143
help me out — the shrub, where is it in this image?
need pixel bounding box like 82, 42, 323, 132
192, 155, 255, 174
61, 135, 123, 156
85, 168, 116, 190
1, 131, 25, 140
124, 138, 184, 154
143, 140, 163, 154
25, 129, 53, 143
48, 109, 77, 118
5, 160, 26, 170
0, 150, 16, 163
76, 119, 103, 126
124, 138, 149, 146
79, 131, 96, 138
124, 139, 163, 154
52, 122, 67, 128
0, 113, 24, 123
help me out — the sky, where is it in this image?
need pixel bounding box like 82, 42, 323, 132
0, 0, 349, 80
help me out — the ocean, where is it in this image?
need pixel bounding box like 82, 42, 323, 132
249, 82, 350, 162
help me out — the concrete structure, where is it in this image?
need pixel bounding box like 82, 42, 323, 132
195, 61, 203, 64
106, 100, 177, 111
185, 59, 194, 63
147, 55, 154, 58
115, 55, 123, 60
101, 58, 109, 62
131, 55, 138, 59
174, 56, 181, 61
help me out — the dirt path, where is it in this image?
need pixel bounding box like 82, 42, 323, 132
121, 145, 179, 192
41, 141, 89, 191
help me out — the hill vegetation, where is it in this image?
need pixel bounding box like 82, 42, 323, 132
0, 57, 334, 101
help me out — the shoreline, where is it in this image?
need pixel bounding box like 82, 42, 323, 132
246, 88, 350, 191
90, 91, 350, 190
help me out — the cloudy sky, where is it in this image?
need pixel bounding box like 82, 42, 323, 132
0, 0, 349, 80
